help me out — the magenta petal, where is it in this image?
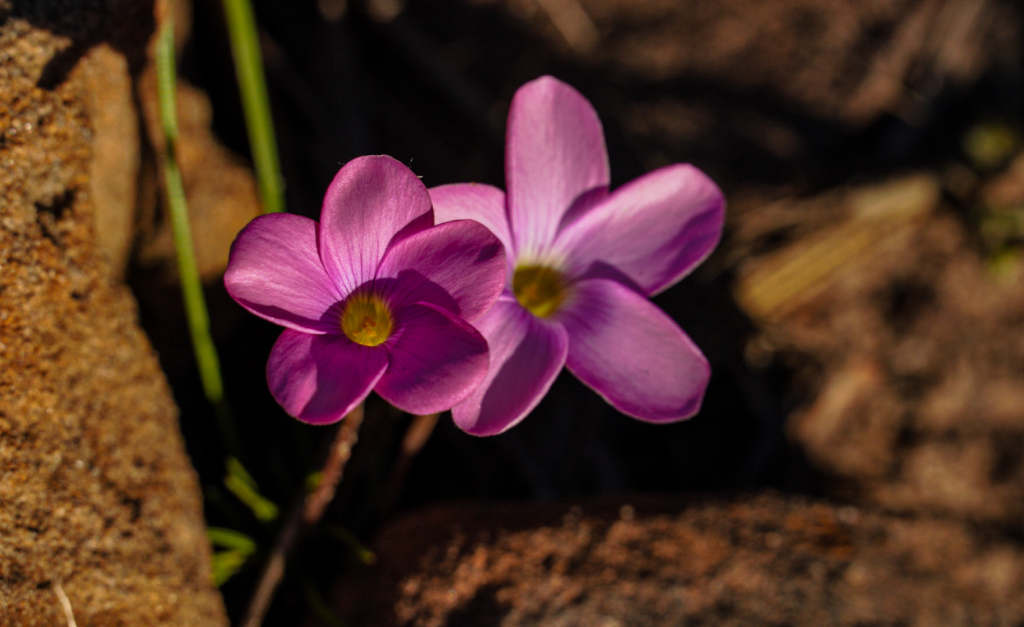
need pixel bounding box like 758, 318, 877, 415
267, 329, 388, 425
559, 279, 710, 422
375, 302, 490, 415
376, 220, 506, 323
319, 155, 433, 294
506, 76, 609, 258
224, 213, 341, 333
429, 183, 515, 272
555, 164, 724, 295
451, 297, 569, 436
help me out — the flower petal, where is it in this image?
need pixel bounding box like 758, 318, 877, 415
506, 76, 609, 259
375, 302, 490, 415
376, 220, 506, 322
558, 279, 710, 422
430, 183, 515, 273
267, 329, 388, 425
451, 296, 569, 436
319, 155, 433, 294
554, 164, 724, 295
224, 213, 342, 333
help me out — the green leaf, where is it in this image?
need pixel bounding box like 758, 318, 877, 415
303, 579, 348, 627
325, 525, 376, 565
207, 527, 257, 553
964, 120, 1021, 171
211, 549, 251, 587
224, 457, 279, 522
305, 470, 323, 494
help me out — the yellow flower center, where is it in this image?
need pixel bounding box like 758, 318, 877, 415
513, 265, 567, 318
340, 292, 393, 346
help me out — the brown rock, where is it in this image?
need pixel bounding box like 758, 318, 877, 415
323, 494, 1024, 627
732, 174, 1024, 527
134, 72, 262, 282
134, 0, 262, 283
86, 42, 140, 279
0, 3, 226, 625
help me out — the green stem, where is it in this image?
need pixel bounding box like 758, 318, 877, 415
221, 0, 285, 214
155, 19, 243, 459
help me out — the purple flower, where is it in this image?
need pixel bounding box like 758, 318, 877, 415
224, 155, 507, 424
430, 76, 725, 436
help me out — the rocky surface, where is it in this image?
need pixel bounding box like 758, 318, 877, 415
0, 2, 227, 625
324, 494, 1024, 627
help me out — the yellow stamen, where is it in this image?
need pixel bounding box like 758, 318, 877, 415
340, 292, 393, 346
513, 265, 567, 318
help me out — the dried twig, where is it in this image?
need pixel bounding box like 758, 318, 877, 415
533, 0, 599, 53
241, 403, 366, 627
53, 581, 77, 627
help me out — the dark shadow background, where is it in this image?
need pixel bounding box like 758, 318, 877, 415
128, 0, 1024, 623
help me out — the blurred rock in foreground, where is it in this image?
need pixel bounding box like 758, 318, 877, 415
0, 1, 226, 625
322, 494, 1024, 627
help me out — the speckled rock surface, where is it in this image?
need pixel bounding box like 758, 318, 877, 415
0, 2, 227, 625
325, 494, 1024, 627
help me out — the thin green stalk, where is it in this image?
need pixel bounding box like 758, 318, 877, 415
221, 0, 285, 214
155, 19, 243, 459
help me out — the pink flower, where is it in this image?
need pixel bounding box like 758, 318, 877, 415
430, 76, 725, 436
224, 155, 507, 424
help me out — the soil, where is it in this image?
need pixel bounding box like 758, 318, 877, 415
324, 493, 1024, 627
0, 1, 226, 625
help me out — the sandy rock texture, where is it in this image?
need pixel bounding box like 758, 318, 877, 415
0, 1, 227, 625
325, 494, 1024, 627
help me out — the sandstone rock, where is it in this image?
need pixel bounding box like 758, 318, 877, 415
0, 2, 227, 625
134, 43, 263, 283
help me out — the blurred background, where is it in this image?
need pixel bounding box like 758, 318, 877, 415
125, 0, 1024, 623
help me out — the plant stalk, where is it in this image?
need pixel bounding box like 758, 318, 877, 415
155, 18, 243, 459
241, 404, 366, 627
221, 0, 285, 214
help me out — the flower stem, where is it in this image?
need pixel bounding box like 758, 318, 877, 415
241, 403, 366, 627
379, 412, 439, 517
220, 0, 285, 214
155, 18, 243, 459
